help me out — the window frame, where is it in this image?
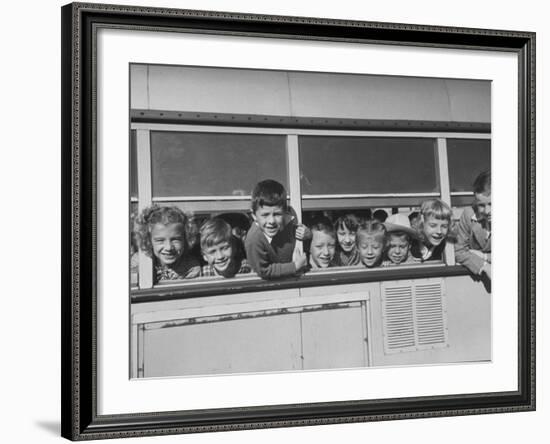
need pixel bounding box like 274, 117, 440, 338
130, 122, 491, 292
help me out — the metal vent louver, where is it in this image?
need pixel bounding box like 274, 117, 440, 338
382, 279, 448, 354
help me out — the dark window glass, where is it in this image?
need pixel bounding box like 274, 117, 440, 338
447, 139, 491, 193
130, 130, 138, 198
299, 137, 438, 195
150, 132, 288, 197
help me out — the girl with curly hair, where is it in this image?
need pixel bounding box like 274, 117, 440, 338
134, 205, 201, 282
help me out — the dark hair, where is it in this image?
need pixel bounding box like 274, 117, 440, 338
373, 209, 388, 223
215, 212, 251, 231
386, 230, 412, 245
334, 214, 360, 233
473, 170, 491, 195
251, 179, 287, 212
310, 216, 336, 238
408, 211, 420, 223
134, 205, 188, 257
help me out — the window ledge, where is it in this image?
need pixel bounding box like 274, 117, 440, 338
131, 264, 471, 303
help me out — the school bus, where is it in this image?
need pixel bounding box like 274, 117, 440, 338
129, 64, 491, 378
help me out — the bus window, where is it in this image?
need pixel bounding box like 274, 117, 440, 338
150, 131, 288, 200
302, 206, 446, 271
447, 138, 491, 207
299, 136, 438, 196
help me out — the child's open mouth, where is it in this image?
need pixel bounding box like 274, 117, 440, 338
215, 258, 230, 269
430, 235, 443, 244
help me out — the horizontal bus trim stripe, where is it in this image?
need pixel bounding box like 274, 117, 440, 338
131, 110, 491, 134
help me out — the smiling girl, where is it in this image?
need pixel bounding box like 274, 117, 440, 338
332, 214, 361, 267
411, 199, 452, 262
134, 205, 201, 282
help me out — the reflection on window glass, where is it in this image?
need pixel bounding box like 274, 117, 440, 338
299, 136, 438, 195
447, 139, 491, 193
150, 132, 288, 197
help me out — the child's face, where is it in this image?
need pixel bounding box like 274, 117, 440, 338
357, 235, 384, 268
252, 205, 285, 238
474, 192, 492, 225
310, 230, 336, 268
336, 225, 356, 253
387, 233, 410, 264
410, 216, 422, 232
202, 241, 233, 272
422, 216, 449, 246
151, 223, 185, 266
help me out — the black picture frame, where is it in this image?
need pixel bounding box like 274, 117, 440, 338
61, 2, 535, 440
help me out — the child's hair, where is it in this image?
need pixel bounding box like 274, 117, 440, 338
473, 170, 491, 195
200, 217, 234, 251
251, 179, 287, 212
387, 231, 412, 244
134, 205, 188, 257
420, 199, 452, 222
334, 214, 360, 233
356, 220, 386, 243
216, 212, 251, 232
373, 209, 388, 223
408, 211, 420, 223
310, 216, 336, 238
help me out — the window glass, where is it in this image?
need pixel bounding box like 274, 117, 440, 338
299, 136, 438, 195
150, 132, 288, 197
447, 139, 491, 193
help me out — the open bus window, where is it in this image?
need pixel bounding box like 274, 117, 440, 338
302, 207, 447, 272
129, 130, 481, 290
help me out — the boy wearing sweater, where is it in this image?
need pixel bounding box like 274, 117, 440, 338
245, 180, 309, 279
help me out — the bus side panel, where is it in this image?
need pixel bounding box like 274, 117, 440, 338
142, 313, 303, 377
369, 275, 491, 367
301, 305, 368, 370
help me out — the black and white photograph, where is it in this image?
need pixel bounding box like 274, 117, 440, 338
129, 64, 492, 378
53, 1, 538, 441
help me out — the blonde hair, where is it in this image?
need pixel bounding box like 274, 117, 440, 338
200, 218, 233, 251
134, 205, 188, 257
420, 199, 452, 222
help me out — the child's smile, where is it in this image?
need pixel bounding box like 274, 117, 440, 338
151, 223, 185, 266
310, 231, 336, 268
358, 237, 384, 267
337, 227, 356, 253
422, 217, 449, 246
253, 205, 285, 238
203, 241, 233, 272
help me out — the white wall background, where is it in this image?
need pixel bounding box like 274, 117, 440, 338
0, 0, 545, 443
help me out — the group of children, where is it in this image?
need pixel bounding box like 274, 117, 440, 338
132, 172, 491, 284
